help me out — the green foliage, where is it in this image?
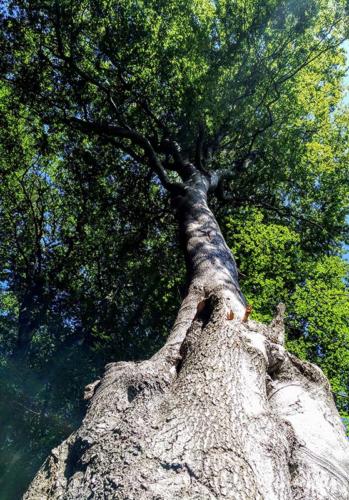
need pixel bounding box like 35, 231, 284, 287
288, 258, 349, 417
226, 209, 302, 322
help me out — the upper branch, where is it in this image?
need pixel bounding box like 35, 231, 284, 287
69, 117, 176, 190
138, 101, 196, 180
210, 152, 260, 192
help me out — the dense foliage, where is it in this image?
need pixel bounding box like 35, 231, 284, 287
0, 1, 348, 498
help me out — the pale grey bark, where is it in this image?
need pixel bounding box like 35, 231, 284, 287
24, 172, 349, 499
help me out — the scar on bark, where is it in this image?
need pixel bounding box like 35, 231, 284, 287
196, 299, 206, 316
242, 305, 253, 322
196, 295, 251, 322
226, 309, 235, 320
225, 305, 252, 322
194, 299, 210, 322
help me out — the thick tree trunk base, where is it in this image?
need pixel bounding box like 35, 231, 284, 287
24, 294, 349, 499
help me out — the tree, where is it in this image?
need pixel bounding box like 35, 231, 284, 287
0, 0, 349, 498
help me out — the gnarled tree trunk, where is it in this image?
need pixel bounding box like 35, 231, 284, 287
24, 172, 349, 499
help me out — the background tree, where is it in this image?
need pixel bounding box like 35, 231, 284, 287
0, 0, 348, 498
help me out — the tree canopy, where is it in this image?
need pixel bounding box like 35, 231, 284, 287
0, 1, 349, 498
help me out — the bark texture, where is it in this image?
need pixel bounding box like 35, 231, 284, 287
24, 295, 349, 499
24, 172, 349, 499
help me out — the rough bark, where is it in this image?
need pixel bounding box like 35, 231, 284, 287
24, 172, 349, 499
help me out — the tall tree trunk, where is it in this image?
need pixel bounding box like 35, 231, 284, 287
24, 173, 349, 499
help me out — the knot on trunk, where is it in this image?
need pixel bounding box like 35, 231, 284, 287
84, 379, 101, 401
266, 343, 286, 375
